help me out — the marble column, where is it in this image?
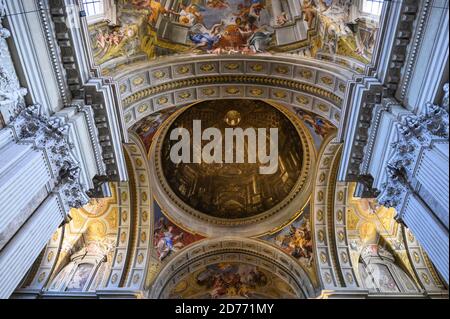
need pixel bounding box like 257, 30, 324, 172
402, 194, 449, 284
0, 194, 65, 299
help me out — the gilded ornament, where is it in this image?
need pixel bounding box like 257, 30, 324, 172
318, 230, 325, 242
137, 253, 144, 264
273, 91, 287, 98
319, 172, 326, 183
320, 252, 327, 263
200, 64, 215, 72
250, 64, 264, 72
321, 77, 333, 85
138, 104, 149, 113
299, 70, 313, 79
153, 70, 166, 79
132, 76, 145, 86
121, 191, 128, 201
421, 273, 430, 284
111, 274, 118, 284
122, 210, 128, 222
317, 209, 324, 221
157, 96, 169, 105
226, 87, 240, 95
37, 272, 46, 283
317, 191, 324, 202
177, 66, 190, 74
318, 104, 330, 112
249, 88, 263, 96
225, 63, 240, 70
275, 66, 289, 74
338, 231, 345, 242
120, 84, 127, 94
47, 251, 54, 262
120, 232, 127, 243
142, 192, 148, 202
296, 95, 310, 105
413, 252, 420, 263
178, 92, 191, 99
334, 113, 340, 121
336, 209, 343, 221
202, 88, 216, 96
141, 231, 147, 243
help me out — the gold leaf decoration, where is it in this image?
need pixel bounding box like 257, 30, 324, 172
296, 95, 310, 105
158, 96, 169, 105
273, 91, 287, 98
225, 63, 240, 70
138, 104, 149, 113
200, 64, 215, 72
321, 76, 333, 85
250, 64, 264, 72
153, 70, 166, 79
38, 272, 46, 283
177, 66, 190, 74
120, 232, 127, 243
132, 76, 145, 86
318, 104, 330, 112
299, 69, 313, 79
202, 88, 215, 96
275, 66, 289, 74
226, 87, 240, 95
178, 92, 191, 99
249, 88, 263, 96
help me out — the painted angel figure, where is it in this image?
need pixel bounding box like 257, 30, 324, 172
189, 22, 224, 52
154, 222, 185, 261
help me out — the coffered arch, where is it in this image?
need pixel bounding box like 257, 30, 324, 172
148, 237, 318, 299
111, 55, 357, 130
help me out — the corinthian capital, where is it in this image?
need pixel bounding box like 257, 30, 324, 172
9, 104, 90, 211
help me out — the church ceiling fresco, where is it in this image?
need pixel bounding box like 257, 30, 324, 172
89, 0, 380, 71
168, 262, 297, 299
261, 203, 316, 283
153, 200, 204, 261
